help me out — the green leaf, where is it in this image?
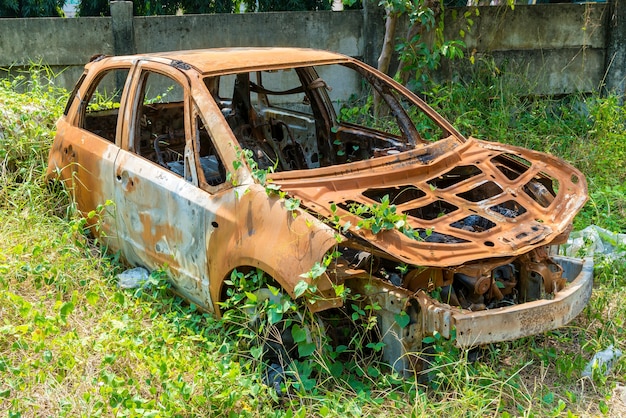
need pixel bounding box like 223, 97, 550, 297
297, 342, 316, 358
86, 291, 99, 306
422, 335, 436, 344
285, 198, 300, 211
60, 301, 74, 321
250, 345, 263, 360
293, 280, 309, 298
333, 284, 345, 298
542, 392, 555, 404
299, 262, 327, 280
268, 284, 280, 296
300, 375, 316, 391
394, 311, 410, 328
268, 309, 283, 325
335, 345, 348, 354
367, 365, 380, 377
113, 292, 125, 305
366, 342, 385, 352
599, 400, 609, 415
291, 324, 307, 343
329, 362, 344, 377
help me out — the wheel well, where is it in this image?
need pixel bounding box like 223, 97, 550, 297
218, 266, 281, 308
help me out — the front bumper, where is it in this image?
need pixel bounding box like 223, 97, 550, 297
418, 256, 594, 348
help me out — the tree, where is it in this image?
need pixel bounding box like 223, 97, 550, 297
77, 0, 329, 16
0, 0, 65, 17
78, 0, 179, 16
179, 0, 235, 14
76, 0, 107, 16
376, 0, 469, 92
251, 0, 331, 12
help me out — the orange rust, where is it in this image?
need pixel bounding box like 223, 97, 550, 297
273, 137, 587, 267
206, 183, 340, 314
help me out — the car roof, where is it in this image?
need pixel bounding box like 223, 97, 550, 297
100, 47, 353, 76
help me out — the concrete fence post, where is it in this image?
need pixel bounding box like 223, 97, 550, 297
604, 0, 626, 98
362, 0, 385, 69
111, 1, 136, 56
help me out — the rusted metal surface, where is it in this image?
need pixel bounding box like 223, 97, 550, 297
47, 47, 592, 372
419, 256, 594, 348
273, 136, 587, 266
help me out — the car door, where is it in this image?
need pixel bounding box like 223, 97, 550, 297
112, 61, 216, 311
51, 66, 133, 251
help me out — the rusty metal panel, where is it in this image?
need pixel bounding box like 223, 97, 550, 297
46, 118, 120, 243
205, 183, 341, 312
274, 137, 587, 267
432, 256, 593, 348
113, 149, 215, 311
140, 48, 350, 76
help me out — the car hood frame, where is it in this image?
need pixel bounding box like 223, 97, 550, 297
271, 136, 588, 267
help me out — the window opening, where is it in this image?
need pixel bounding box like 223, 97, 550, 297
195, 114, 227, 187
133, 71, 186, 177
82, 68, 130, 142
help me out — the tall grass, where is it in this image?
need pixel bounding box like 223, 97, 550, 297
0, 64, 624, 417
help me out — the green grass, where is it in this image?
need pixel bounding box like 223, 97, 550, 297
1, 65, 625, 417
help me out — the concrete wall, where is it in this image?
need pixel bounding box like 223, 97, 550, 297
442, 4, 610, 94
0, 2, 619, 95
0, 17, 113, 88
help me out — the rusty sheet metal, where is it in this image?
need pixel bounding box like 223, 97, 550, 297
346, 255, 592, 373
272, 136, 588, 267
140, 48, 350, 77
205, 183, 342, 313
417, 256, 594, 348
47, 118, 120, 242
112, 148, 215, 310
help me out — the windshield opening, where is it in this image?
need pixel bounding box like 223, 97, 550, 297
203, 62, 454, 172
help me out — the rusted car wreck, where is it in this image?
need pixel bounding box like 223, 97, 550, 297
47, 48, 592, 373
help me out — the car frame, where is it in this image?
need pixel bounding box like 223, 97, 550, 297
47, 47, 592, 374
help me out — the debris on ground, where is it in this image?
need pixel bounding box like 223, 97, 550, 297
117, 267, 150, 289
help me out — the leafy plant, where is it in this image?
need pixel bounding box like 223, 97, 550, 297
344, 195, 433, 242
0, 0, 64, 17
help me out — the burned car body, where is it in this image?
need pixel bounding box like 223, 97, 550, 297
47, 48, 592, 373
